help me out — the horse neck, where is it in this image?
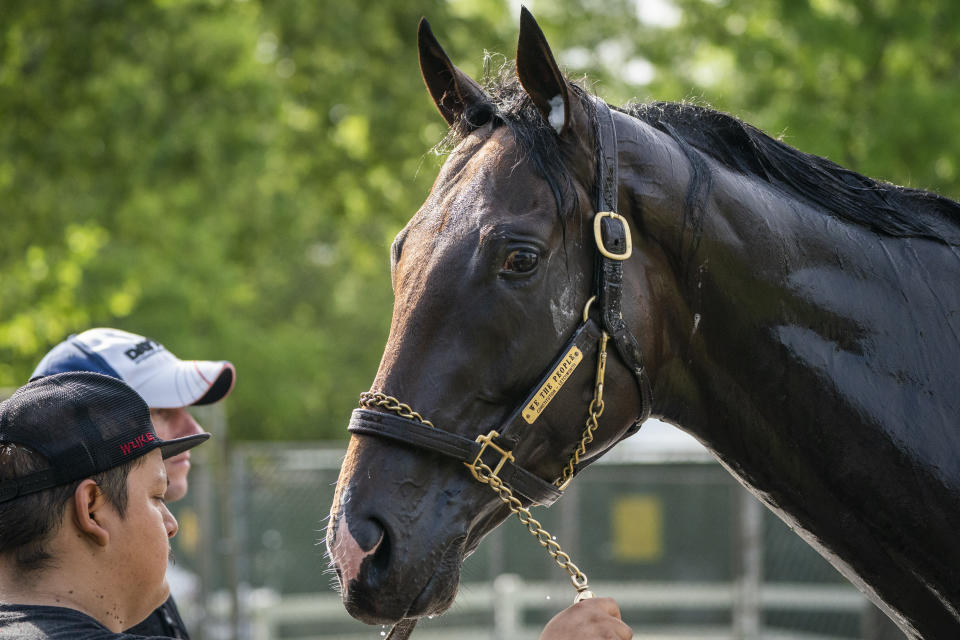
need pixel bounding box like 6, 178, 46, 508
612, 111, 960, 634
614, 110, 960, 470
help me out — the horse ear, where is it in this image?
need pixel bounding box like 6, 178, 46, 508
516, 7, 578, 136
418, 18, 492, 128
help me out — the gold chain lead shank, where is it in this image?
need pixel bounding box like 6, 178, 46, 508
357, 390, 596, 601
555, 330, 609, 490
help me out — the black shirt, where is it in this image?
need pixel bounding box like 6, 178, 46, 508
126, 596, 189, 639
0, 603, 169, 639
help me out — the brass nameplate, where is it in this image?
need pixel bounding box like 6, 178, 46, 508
522, 346, 583, 424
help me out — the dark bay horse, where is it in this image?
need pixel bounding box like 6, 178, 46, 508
327, 10, 960, 638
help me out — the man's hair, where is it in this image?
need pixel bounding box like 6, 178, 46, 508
0, 442, 144, 574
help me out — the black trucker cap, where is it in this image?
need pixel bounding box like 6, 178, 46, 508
0, 371, 210, 503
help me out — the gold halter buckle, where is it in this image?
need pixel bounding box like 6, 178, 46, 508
466, 430, 515, 483
593, 211, 632, 260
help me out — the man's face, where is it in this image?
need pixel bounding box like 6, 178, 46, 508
112, 449, 179, 622
149, 408, 204, 502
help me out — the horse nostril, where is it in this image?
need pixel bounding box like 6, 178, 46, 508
331, 515, 389, 590
367, 520, 392, 582
351, 516, 386, 553
352, 517, 392, 588
348, 516, 393, 587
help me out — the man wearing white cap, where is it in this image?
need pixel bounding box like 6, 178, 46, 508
31, 328, 236, 639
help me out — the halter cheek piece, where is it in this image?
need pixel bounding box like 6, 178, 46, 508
347, 98, 653, 506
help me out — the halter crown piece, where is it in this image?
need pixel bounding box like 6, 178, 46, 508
348, 98, 653, 639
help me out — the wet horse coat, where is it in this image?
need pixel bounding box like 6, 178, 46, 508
328, 10, 960, 638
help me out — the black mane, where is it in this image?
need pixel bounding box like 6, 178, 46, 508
445, 67, 960, 246
627, 101, 960, 246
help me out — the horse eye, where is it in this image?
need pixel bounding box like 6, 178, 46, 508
502, 248, 539, 274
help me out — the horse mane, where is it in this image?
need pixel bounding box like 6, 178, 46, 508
626, 101, 960, 246
442, 64, 960, 246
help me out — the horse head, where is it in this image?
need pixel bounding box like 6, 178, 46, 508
326, 5, 960, 636
326, 10, 659, 624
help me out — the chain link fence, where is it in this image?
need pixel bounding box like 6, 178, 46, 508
167, 414, 902, 640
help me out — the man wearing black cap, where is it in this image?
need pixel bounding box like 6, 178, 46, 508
31, 328, 236, 638
0, 372, 210, 638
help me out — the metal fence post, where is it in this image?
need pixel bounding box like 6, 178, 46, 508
735, 490, 764, 640
228, 446, 247, 639
493, 574, 522, 640
191, 403, 227, 640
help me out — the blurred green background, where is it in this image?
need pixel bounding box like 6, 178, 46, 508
2, 0, 958, 440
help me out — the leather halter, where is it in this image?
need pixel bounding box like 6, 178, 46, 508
347, 98, 653, 506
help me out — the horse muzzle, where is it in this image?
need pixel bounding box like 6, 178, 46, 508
325, 436, 481, 624
327, 507, 466, 623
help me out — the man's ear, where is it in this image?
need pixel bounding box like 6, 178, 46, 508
72, 479, 110, 547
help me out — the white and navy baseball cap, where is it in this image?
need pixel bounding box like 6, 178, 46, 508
31, 328, 236, 409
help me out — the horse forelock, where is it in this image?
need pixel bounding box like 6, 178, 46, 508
435, 62, 590, 223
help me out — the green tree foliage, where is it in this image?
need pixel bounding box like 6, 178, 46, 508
0, 0, 507, 438
1, 0, 957, 439
541, 0, 960, 198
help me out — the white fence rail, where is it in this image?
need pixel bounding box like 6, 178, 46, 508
238, 575, 868, 640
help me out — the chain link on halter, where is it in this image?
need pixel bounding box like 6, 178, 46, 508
359, 392, 434, 427
556, 299, 609, 491
357, 390, 595, 602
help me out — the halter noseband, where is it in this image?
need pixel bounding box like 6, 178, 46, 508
347, 98, 652, 506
